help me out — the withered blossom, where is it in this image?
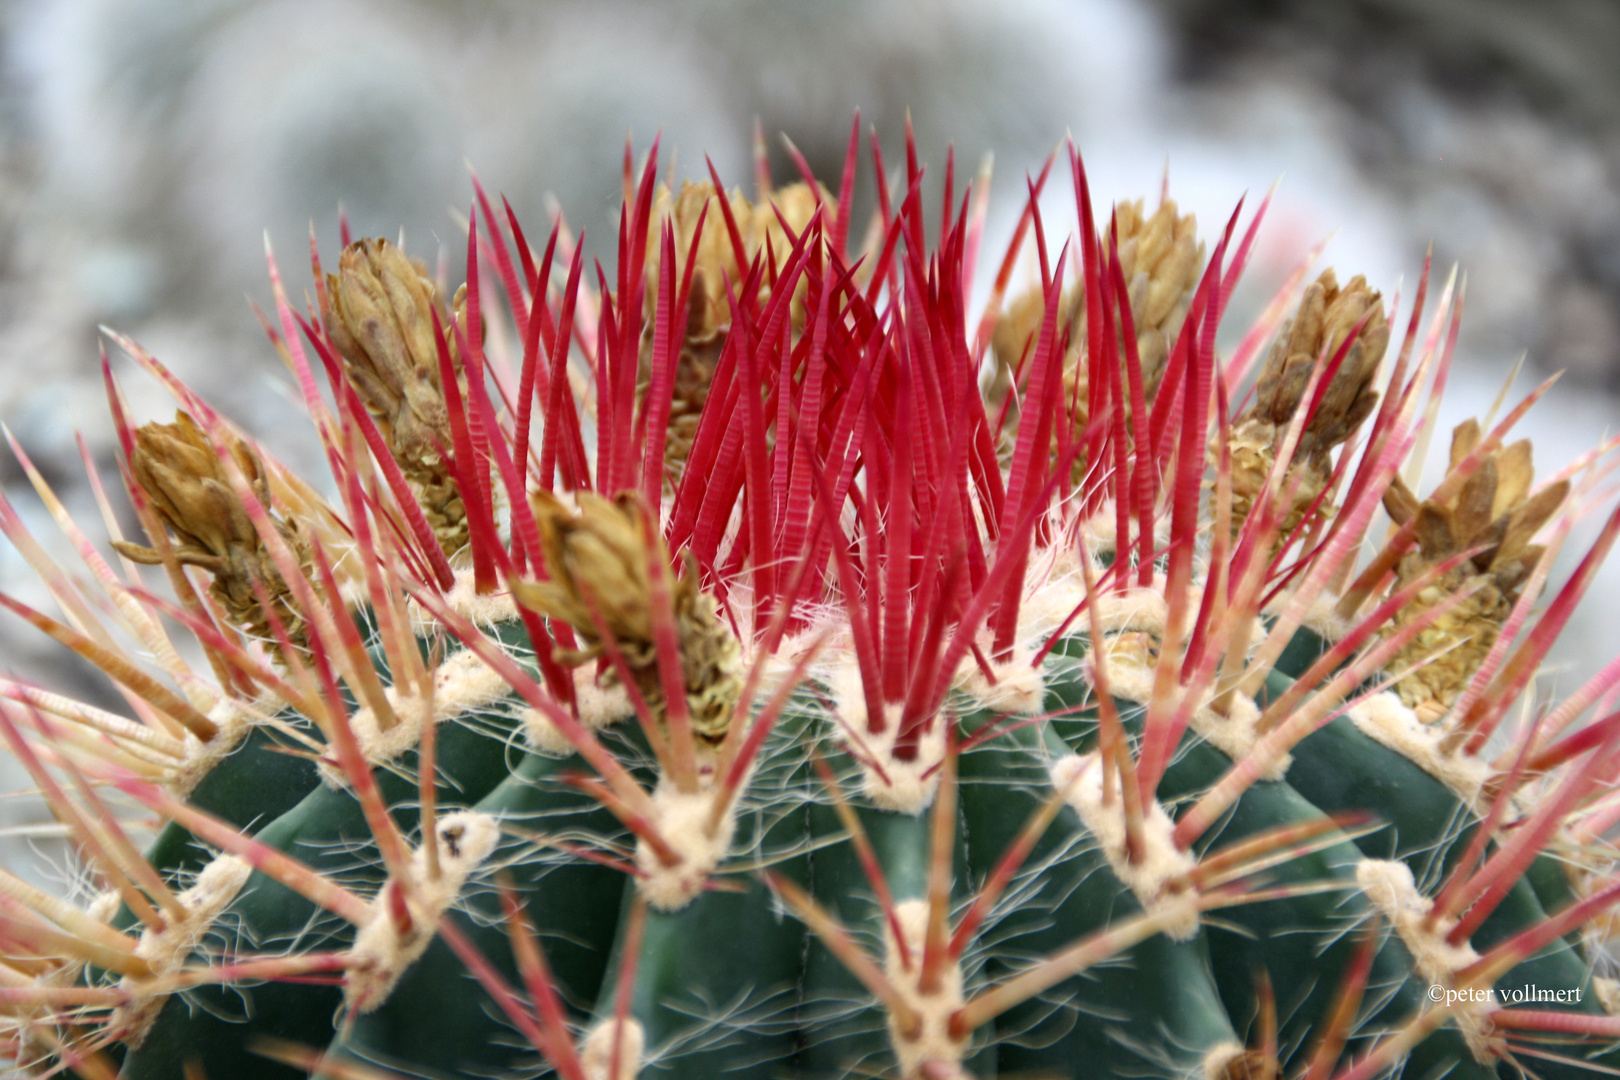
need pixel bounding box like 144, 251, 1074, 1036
113, 412, 310, 648
1227, 269, 1389, 539
1383, 420, 1568, 722
518, 491, 741, 743
322, 237, 469, 558
988, 197, 1204, 442
643, 181, 835, 476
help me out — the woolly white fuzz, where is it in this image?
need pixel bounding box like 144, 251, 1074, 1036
345, 811, 500, 1013
826, 665, 947, 816
885, 899, 968, 1079
85, 890, 121, 926
523, 671, 633, 755
1356, 859, 1497, 1063
411, 567, 520, 628
1088, 582, 1174, 637
862, 708, 947, 817
1077, 501, 1171, 562
635, 779, 741, 912
114, 854, 253, 1047
1203, 1043, 1249, 1080
1349, 691, 1489, 807
955, 645, 1045, 719
1191, 693, 1278, 777
1022, 551, 1173, 643
1049, 753, 1200, 940
171, 696, 273, 797
1298, 590, 1349, 644
580, 1017, 645, 1080
1084, 639, 1282, 780
320, 647, 511, 786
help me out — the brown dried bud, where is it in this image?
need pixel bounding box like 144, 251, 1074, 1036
1384, 421, 1569, 723
1112, 197, 1204, 393
519, 491, 742, 743
113, 412, 309, 648
1227, 270, 1389, 539
985, 284, 1071, 438
1248, 270, 1388, 462
987, 198, 1203, 460
642, 181, 835, 480
648, 180, 835, 343
322, 238, 467, 558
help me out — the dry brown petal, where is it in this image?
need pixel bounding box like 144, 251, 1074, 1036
1452, 456, 1499, 546
1494, 545, 1543, 594
1449, 417, 1482, 472
1248, 270, 1386, 460
1114, 198, 1203, 394
990, 287, 1075, 390
1225, 269, 1386, 542
642, 181, 835, 481
1492, 439, 1534, 516
324, 239, 447, 463
651, 182, 755, 344
1282, 273, 1329, 369
989, 196, 1204, 456
1499, 480, 1570, 565
1414, 504, 1456, 561
1382, 474, 1421, 527
647, 180, 835, 343
1467, 515, 1510, 573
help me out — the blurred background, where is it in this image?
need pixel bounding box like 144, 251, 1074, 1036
0, 0, 1617, 863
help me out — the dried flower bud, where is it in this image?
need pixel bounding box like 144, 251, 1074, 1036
1112, 197, 1204, 393
987, 198, 1203, 456
323, 238, 467, 558
985, 284, 1063, 437
113, 412, 309, 648
1382, 421, 1569, 723
1247, 270, 1388, 461
519, 491, 742, 743
1227, 270, 1389, 540
643, 181, 835, 478
653, 182, 755, 347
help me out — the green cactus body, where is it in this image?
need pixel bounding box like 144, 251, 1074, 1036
3, 132, 1620, 1080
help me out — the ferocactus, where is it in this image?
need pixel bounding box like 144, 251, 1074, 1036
0, 125, 1618, 1080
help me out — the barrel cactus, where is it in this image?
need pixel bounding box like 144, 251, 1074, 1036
3, 124, 1620, 1080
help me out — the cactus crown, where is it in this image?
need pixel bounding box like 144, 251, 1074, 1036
1, 123, 1619, 1080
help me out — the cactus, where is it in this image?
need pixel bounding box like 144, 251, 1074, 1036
3, 123, 1620, 1080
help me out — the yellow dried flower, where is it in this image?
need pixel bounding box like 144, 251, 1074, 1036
112, 412, 310, 648
520, 491, 742, 743
1384, 420, 1568, 723
988, 198, 1203, 455
1112, 197, 1205, 394
322, 238, 468, 558
643, 181, 835, 476
1228, 270, 1389, 538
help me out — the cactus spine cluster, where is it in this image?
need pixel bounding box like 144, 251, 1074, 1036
2, 123, 1620, 1080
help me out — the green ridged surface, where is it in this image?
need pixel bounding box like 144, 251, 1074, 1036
120, 625, 533, 1080
325, 748, 623, 1078
106, 613, 1617, 1080
1045, 640, 1493, 1077
958, 706, 1240, 1079
1286, 713, 1620, 1078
